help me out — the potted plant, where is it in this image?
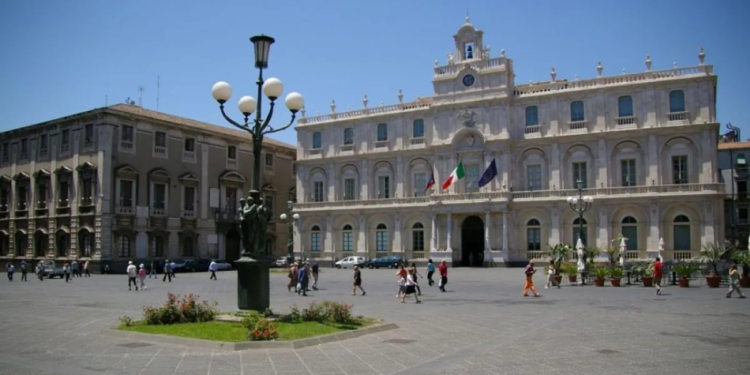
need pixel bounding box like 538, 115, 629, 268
638, 264, 654, 287
562, 263, 577, 283
699, 243, 733, 288
544, 244, 569, 285
609, 267, 624, 287
673, 262, 700, 288
732, 252, 750, 288
592, 266, 608, 287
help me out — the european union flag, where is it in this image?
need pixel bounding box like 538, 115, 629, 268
478, 159, 497, 188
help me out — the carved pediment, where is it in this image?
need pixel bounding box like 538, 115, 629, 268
179, 172, 199, 182
262, 184, 278, 192
220, 170, 246, 183
54, 165, 73, 174
33, 169, 51, 179
115, 165, 139, 175
0, 174, 10, 182
148, 168, 171, 179
12, 172, 30, 181
76, 161, 97, 171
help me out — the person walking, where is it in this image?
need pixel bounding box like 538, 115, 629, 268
20, 260, 27, 282
402, 269, 421, 303
287, 262, 298, 292
653, 256, 664, 295
6, 263, 14, 281
352, 265, 365, 296
396, 265, 408, 297
426, 259, 435, 286
311, 261, 319, 290
84, 261, 91, 277
545, 260, 560, 289
726, 264, 746, 298
63, 262, 71, 283
409, 262, 423, 295
138, 264, 147, 290
209, 260, 218, 280
438, 260, 448, 292
70, 260, 78, 278
297, 263, 309, 296
127, 261, 138, 291
523, 259, 540, 297
36, 262, 44, 281
162, 260, 172, 282
148, 261, 157, 278
170, 260, 177, 279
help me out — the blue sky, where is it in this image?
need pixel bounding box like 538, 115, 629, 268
1, 0, 749, 146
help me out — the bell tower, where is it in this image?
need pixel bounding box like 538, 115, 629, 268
454, 16, 485, 63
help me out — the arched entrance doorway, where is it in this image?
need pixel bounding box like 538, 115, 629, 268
225, 229, 241, 263
461, 215, 484, 267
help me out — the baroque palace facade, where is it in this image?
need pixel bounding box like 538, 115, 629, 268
0, 103, 295, 272
292, 19, 724, 266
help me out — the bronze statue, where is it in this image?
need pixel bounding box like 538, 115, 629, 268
240, 195, 257, 256
255, 197, 269, 254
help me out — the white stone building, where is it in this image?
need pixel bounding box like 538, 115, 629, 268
292, 19, 724, 266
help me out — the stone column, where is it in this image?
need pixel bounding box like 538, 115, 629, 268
484, 211, 491, 251
431, 213, 437, 252
648, 135, 658, 185
502, 211, 508, 258
360, 160, 368, 199
396, 155, 404, 198
357, 215, 367, 255
649, 203, 660, 252
446, 212, 453, 252
324, 215, 333, 255
327, 164, 335, 201
393, 213, 402, 253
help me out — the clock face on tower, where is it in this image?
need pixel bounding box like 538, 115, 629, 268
462, 74, 475, 87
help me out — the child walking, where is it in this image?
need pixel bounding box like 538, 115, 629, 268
545, 260, 560, 289
138, 264, 148, 290
523, 259, 540, 297
726, 264, 746, 298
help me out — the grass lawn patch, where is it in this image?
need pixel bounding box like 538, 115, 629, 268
120, 319, 377, 342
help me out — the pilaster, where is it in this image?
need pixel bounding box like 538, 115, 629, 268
648, 135, 658, 185
357, 215, 366, 254
597, 206, 609, 247
392, 213, 402, 253
359, 160, 368, 199
648, 203, 660, 251
201, 143, 209, 219
550, 144, 560, 189
446, 212, 453, 252
430, 213, 437, 252
396, 155, 404, 197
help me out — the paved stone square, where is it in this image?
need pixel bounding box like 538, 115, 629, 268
0, 267, 748, 375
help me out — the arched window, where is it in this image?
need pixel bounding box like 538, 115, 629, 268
412, 119, 425, 138
673, 215, 691, 250
412, 222, 424, 252
183, 237, 194, 257
621, 216, 638, 251
525, 106, 539, 126
669, 90, 685, 113
570, 101, 585, 122
376, 223, 388, 252
79, 230, 93, 257
526, 219, 541, 251
342, 224, 353, 252
343, 128, 353, 145
312, 132, 322, 149
0, 233, 8, 256
118, 236, 130, 258
153, 236, 165, 258
572, 217, 587, 245
618, 95, 634, 117
310, 225, 321, 252
15, 231, 27, 256
377, 123, 388, 142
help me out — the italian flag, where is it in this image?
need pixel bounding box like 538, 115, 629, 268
442, 161, 465, 190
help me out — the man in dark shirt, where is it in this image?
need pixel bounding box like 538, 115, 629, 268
353, 265, 365, 296
311, 261, 319, 290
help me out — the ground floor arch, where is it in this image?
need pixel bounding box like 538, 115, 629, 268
461, 215, 484, 267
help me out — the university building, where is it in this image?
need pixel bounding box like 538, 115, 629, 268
0, 103, 295, 272
292, 19, 724, 266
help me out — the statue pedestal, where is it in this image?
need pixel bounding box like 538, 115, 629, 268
235, 257, 270, 311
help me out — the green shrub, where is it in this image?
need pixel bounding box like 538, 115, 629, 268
119, 315, 135, 327
240, 311, 264, 331
302, 302, 327, 322
320, 301, 356, 324
247, 318, 278, 341
609, 267, 624, 279
142, 293, 217, 325
289, 305, 303, 323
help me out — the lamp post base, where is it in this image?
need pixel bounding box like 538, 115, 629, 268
235, 257, 270, 311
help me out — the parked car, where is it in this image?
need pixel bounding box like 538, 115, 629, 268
214, 260, 232, 271
365, 256, 401, 269
275, 257, 288, 268
41, 259, 65, 278
335, 256, 366, 269
184, 259, 210, 272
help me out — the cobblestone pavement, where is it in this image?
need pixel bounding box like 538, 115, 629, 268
0, 267, 748, 375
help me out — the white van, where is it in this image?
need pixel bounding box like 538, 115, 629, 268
334, 256, 365, 269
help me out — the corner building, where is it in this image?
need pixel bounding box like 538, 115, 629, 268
0, 104, 295, 272
293, 19, 724, 266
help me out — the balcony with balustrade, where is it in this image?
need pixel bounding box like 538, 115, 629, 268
183, 150, 195, 162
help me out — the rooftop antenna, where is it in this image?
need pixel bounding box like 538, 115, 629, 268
138, 85, 145, 107
156, 76, 161, 111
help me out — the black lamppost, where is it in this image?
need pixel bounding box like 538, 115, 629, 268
567, 179, 593, 284
279, 201, 298, 266
211, 34, 304, 311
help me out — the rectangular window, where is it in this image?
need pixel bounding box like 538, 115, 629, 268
184, 187, 195, 210
570, 101, 585, 122
38, 184, 47, 204
20, 139, 28, 159
265, 153, 273, 166
17, 185, 27, 206
343, 232, 353, 252
343, 128, 353, 145
311, 232, 320, 252
622, 226, 638, 251
413, 173, 426, 197
465, 164, 480, 193
313, 181, 324, 202
155, 131, 166, 147
525, 106, 539, 126
618, 96, 634, 117
312, 132, 322, 149
84, 124, 94, 143
740, 208, 749, 224
527, 228, 541, 251
377, 176, 390, 199
412, 119, 425, 138
413, 230, 424, 251
61, 129, 70, 149
738, 180, 747, 199
120, 180, 133, 206
82, 178, 93, 202
376, 231, 388, 252
225, 187, 237, 211
621, 159, 636, 186
673, 225, 690, 250
265, 195, 274, 219
122, 126, 134, 142
39, 134, 48, 154
573, 162, 587, 189
59, 180, 69, 202
344, 178, 355, 200
184, 138, 194, 151
0, 188, 8, 208
669, 90, 685, 113
377, 123, 388, 141
527, 165, 542, 190
153, 183, 166, 209
672, 156, 688, 184
227, 146, 237, 160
